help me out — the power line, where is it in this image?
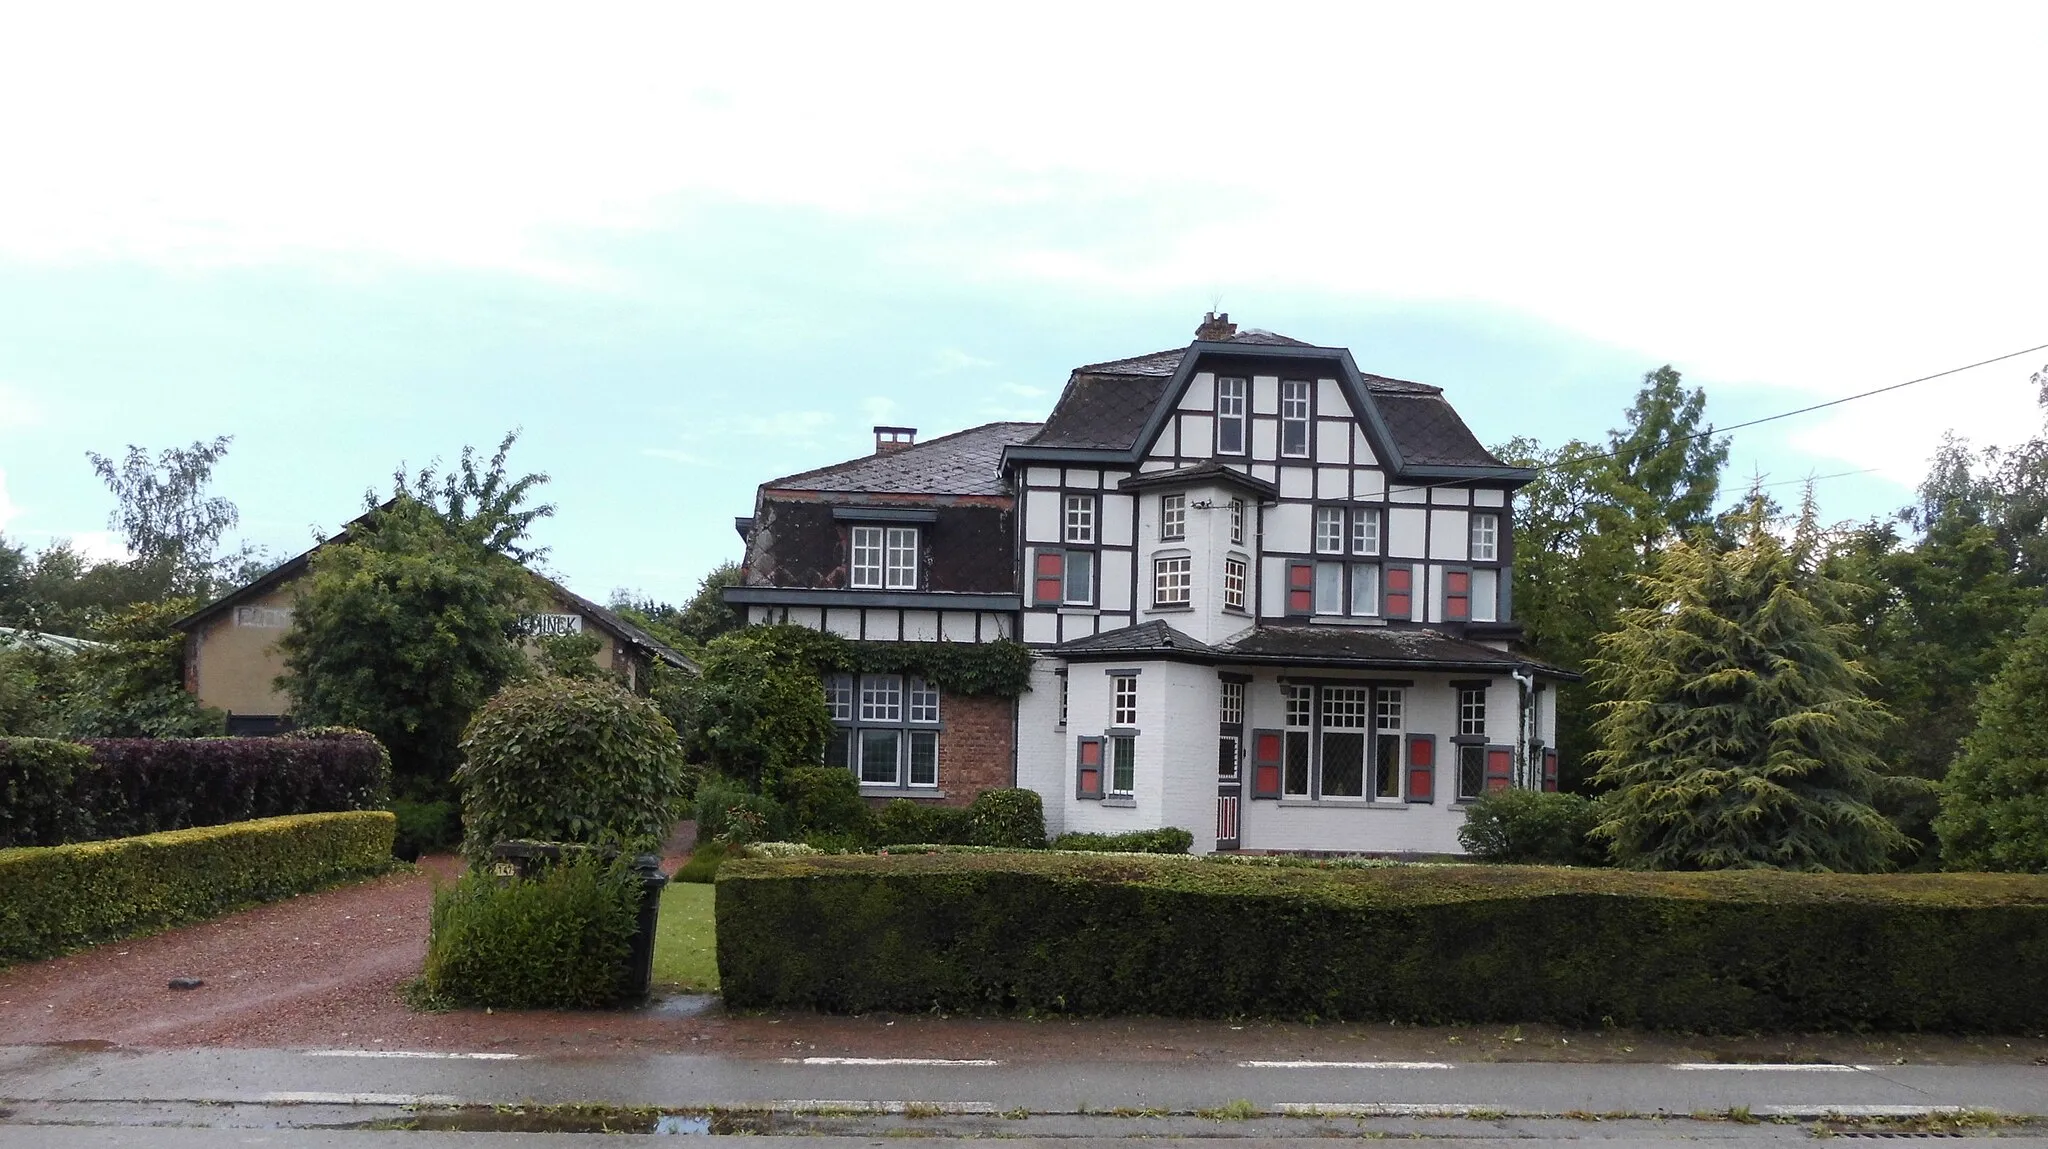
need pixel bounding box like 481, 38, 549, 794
1528, 341, 2048, 478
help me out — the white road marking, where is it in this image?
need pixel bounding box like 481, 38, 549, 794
779, 1057, 1003, 1067
304, 1049, 521, 1061
1669, 1062, 1862, 1072
1759, 1105, 1968, 1119
1275, 1102, 1486, 1117
259, 1091, 460, 1106
1241, 1060, 1454, 1070
770, 1099, 999, 1114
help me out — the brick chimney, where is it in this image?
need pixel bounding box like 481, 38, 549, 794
874, 426, 917, 454
1196, 311, 1237, 341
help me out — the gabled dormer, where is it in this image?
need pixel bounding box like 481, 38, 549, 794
1004, 315, 1534, 647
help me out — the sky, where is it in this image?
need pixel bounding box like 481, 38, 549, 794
1, 2, 2044, 604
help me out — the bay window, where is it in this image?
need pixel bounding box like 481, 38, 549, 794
1281, 682, 1408, 801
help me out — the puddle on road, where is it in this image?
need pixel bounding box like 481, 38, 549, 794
368, 1105, 755, 1135
647, 993, 720, 1019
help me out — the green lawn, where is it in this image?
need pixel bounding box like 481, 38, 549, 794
651, 881, 717, 991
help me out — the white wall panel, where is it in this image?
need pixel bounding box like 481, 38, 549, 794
1316, 467, 1348, 499
1252, 375, 1279, 414
1389, 484, 1427, 504
1267, 502, 1313, 552
1261, 556, 1288, 616
1153, 419, 1178, 458
980, 612, 1011, 639
825, 608, 862, 638
1101, 548, 1134, 611
940, 611, 976, 641
1353, 468, 1386, 499
1102, 494, 1135, 545
903, 610, 940, 642
1022, 611, 1058, 645
1278, 466, 1314, 500
1059, 613, 1098, 642
1387, 507, 1428, 558
1180, 414, 1214, 459
1429, 509, 1470, 561
1252, 419, 1278, 458
1024, 489, 1061, 542
1353, 426, 1378, 466
1066, 468, 1101, 489
1432, 487, 1471, 506
1315, 419, 1350, 463
1027, 467, 1060, 488
1474, 487, 1506, 507
1317, 377, 1347, 417
1179, 372, 1215, 411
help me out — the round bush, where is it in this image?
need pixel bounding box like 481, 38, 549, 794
966, 788, 1047, 849
772, 766, 871, 840
455, 677, 689, 862
1457, 789, 1605, 865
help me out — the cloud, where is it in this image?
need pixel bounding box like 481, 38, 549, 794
922, 348, 995, 376
640, 447, 712, 467
860, 398, 899, 426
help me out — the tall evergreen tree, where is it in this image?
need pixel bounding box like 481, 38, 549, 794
1934, 607, 2048, 871
1588, 493, 1915, 871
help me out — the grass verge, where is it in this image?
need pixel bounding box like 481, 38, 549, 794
653, 881, 717, 991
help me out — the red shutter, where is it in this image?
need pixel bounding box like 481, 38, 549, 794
1406, 732, 1435, 803
1076, 736, 1103, 799
1485, 745, 1513, 792
1445, 569, 1471, 621
1034, 550, 1065, 606
1250, 728, 1284, 799
1542, 748, 1560, 792
1384, 565, 1413, 619
1285, 560, 1314, 616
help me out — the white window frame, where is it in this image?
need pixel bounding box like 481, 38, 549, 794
1160, 493, 1187, 541
884, 526, 918, 590
1280, 379, 1312, 457
1459, 686, 1487, 737
861, 674, 903, 722
1064, 494, 1096, 544
1109, 734, 1136, 797
1223, 556, 1247, 611
1351, 508, 1381, 556
1153, 556, 1192, 606
1220, 679, 1245, 726
1349, 563, 1381, 617
1314, 561, 1345, 615
1111, 674, 1139, 727
1230, 498, 1245, 545
1472, 568, 1499, 623
1471, 512, 1499, 562
1216, 376, 1248, 455
1314, 506, 1346, 554
1062, 548, 1095, 605
850, 526, 885, 589
831, 672, 941, 790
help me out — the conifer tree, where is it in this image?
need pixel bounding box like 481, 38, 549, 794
1588, 492, 1913, 871
1934, 608, 2048, 871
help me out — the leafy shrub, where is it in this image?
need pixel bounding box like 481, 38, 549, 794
1458, 790, 1605, 865
421, 854, 640, 1008
0, 738, 94, 849
872, 799, 971, 846
966, 788, 1046, 849
772, 766, 871, 840
457, 677, 690, 863
717, 853, 2048, 1031
1937, 608, 2048, 872
1052, 828, 1193, 854
1, 730, 391, 848
742, 841, 823, 858
391, 798, 462, 862
673, 841, 729, 884
693, 776, 786, 845
0, 811, 395, 964
683, 627, 834, 792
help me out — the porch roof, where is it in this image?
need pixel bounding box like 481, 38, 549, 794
1051, 620, 1578, 680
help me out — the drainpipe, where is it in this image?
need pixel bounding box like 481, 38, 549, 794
1510, 668, 1535, 789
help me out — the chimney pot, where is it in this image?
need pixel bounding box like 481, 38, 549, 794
874, 425, 917, 454
1196, 311, 1237, 341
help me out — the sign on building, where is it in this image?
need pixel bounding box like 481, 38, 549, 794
521, 613, 584, 637
233, 606, 293, 629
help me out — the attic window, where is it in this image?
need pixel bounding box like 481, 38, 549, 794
1280, 380, 1312, 457
1216, 377, 1247, 454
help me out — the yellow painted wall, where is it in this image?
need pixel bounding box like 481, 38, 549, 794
185, 575, 629, 718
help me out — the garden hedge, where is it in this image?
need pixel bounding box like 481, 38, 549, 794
716, 854, 2048, 1031
0, 729, 392, 848
0, 810, 396, 964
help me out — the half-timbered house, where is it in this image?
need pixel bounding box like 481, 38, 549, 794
727, 315, 1576, 853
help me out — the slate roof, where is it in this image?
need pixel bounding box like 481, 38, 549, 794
1024, 329, 1503, 470
765, 422, 1042, 496
1052, 621, 1576, 678
544, 583, 698, 672
1373, 392, 1506, 468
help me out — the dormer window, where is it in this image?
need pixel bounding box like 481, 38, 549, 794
1064, 494, 1096, 544
1471, 513, 1499, 561
852, 525, 918, 589
1216, 376, 1247, 454
1280, 379, 1312, 457
1160, 493, 1186, 541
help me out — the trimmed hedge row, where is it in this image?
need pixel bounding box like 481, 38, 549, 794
422, 854, 641, 1008
716, 854, 2048, 1031
0, 811, 397, 964
1051, 828, 1194, 854
0, 730, 392, 848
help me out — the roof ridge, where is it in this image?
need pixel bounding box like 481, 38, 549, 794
761, 420, 1042, 491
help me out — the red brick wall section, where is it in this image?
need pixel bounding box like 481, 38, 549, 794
937, 692, 1015, 807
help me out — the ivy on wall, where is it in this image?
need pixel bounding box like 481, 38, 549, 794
740, 625, 1034, 698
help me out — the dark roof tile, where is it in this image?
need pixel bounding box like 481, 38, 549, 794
1026, 374, 1174, 450
766, 422, 1041, 496
1052, 619, 1213, 656
1374, 393, 1505, 468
